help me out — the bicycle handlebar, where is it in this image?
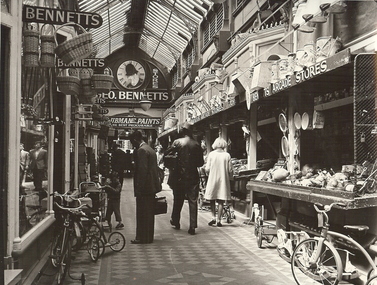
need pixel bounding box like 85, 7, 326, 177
313, 202, 348, 213
51, 191, 90, 204
54, 201, 88, 214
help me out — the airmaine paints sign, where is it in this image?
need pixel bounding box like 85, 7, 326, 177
110, 117, 161, 129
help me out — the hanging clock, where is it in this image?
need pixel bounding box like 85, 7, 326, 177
116, 60, 146, 90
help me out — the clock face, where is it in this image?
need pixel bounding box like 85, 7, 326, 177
116, 60, 146, 90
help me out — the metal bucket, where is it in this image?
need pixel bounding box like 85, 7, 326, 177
287, 53, 296, 76
316, 36, 342, 62
302, 43, 316, 67
271, 62, 279, 83
295, 49, 305, 71
313, 110, 325, 129
278, 58, 289, 80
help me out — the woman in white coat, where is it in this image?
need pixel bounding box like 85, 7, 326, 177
204, 137, 233, 227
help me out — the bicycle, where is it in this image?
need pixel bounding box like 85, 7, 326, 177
222, 203, 236, 224
291, 202, 377, 285
52, 191, 89, 252
51, 202, 89, 285
19, 192, 47, 235
80, 203, 126, 257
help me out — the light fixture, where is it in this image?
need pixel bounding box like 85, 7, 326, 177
140, 100, 152, 111
305, 0, 328, 23
298, 14, 315, 33
327, 0, 347, 14
291, 2, 314, 33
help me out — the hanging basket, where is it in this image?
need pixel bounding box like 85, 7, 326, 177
23, 23, 40, 67
56, 68, 81, 96
79, 93, 96, 104
79, 68, 94, 98
40, 24, 56, 67
91, 68, 114, 93
54, 22, 93, 65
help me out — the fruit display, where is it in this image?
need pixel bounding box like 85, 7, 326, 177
258, 163, 377, 195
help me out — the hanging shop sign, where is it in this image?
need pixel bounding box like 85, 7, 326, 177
57, 58, 106, 68
264, 48, 351, 97
23, 5, 103, 28
110, 116, 161, 129
96, 90, 172, 105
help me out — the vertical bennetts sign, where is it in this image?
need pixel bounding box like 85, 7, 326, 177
22, 5, 103, 28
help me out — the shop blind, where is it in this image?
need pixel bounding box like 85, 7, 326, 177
354, 53, 377, 165
203, 7, 224, 47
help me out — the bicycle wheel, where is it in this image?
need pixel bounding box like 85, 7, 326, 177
257, 227, 263, 248
87, 236, 100, 262
98, 237, 105, 257
72, 221, 83, 251
291, 238, 342, 285
108, 232, 126, 252
87, 219, 102, 240
367, 275, 377, 285
57, 234, 71, 285
51, 232, 63, 268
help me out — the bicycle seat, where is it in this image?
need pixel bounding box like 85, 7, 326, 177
343, 225, 369, 232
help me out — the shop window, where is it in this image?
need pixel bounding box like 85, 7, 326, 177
19, 32, 51, 237
300, 104, 354, 172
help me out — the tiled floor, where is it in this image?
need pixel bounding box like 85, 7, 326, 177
36, 177, 365, 285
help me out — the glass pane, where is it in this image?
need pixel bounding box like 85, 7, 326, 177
19, 27, 50, 236
1, 0, 10, 13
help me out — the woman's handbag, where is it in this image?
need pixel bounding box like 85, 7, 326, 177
154, 196, 167, 215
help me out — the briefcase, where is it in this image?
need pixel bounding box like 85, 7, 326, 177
154, 196, 167, 215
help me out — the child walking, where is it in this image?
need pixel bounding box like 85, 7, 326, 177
102, 171, 124, 230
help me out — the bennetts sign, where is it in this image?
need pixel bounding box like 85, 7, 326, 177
23, 5, 103, 28
97, 90, 172, 105
110, 117, 161, 129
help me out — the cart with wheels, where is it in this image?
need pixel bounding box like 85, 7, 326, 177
79, 182, 109, 231
253, 203, 277, 248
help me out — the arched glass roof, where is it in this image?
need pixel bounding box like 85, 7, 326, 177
77, 0, 213, 70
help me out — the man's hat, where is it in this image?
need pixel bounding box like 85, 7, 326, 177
126, 64, 138, 76
182, 121, 193, 130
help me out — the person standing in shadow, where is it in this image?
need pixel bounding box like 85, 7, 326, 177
130, 130, 161, 244
111, 143, 126, 187
20, 143, 30, 187
165, 122, 204, 235
29, 141, 48, 199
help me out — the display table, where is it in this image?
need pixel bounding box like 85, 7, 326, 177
246, 180, 377, 209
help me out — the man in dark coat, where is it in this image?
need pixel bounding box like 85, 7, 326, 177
130, 130, 161, 244
165, 122, 204, 235
111, 143, 126, 187
29, 141, 48, 192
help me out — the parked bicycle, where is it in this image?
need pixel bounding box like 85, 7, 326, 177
291, 202, 377, 285
80, 202, 126, 257
51, 202, 88, 285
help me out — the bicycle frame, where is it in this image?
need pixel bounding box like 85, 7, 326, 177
310, 203, 377, 281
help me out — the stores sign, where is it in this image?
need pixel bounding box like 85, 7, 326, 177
110, 117, 161, 129
265, 49, 351, 97
23, 5, 103, 28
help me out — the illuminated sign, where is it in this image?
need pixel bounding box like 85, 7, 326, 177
23, 5, 103, 28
